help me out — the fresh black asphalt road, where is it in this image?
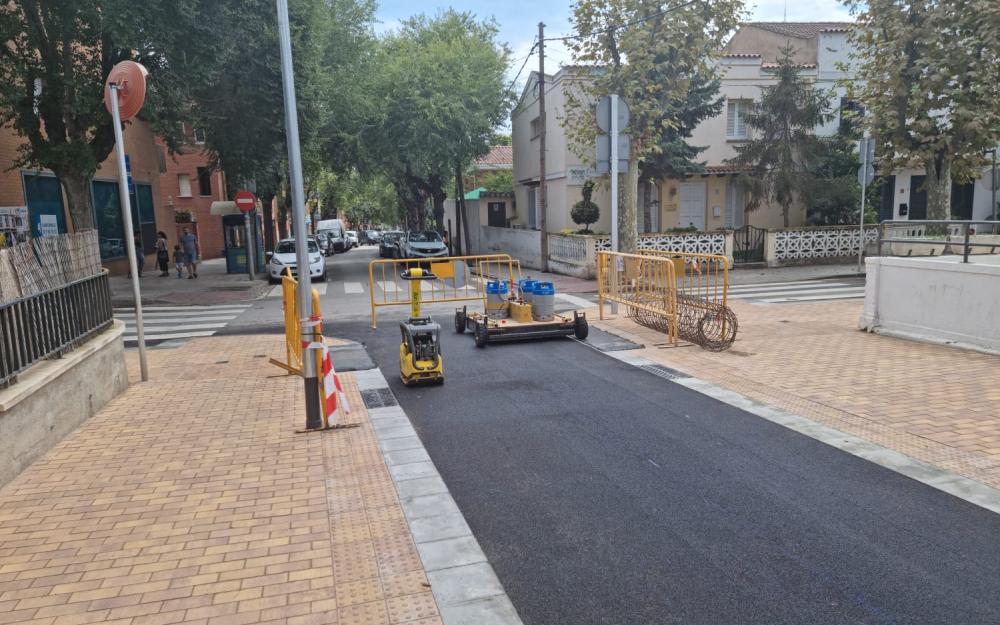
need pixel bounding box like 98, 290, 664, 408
334, 319, 1000, 625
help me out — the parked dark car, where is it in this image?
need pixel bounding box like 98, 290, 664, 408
379, 231, 403, 258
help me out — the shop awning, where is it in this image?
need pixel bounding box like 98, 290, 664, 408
209, 201, 239, 216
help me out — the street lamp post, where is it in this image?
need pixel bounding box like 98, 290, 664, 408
276, 0, 322, 430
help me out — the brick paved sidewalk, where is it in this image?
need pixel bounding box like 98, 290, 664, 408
594, 299, 1000, 491
0, 335, 441, 625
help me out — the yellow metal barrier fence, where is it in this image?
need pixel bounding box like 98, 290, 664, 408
368, 254, 517, 328
270, 268, 322, 375
598, 250, 737, 351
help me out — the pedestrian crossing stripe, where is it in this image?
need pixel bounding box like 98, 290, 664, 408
726, 281, 852, 293
344, 282, 364, 294
724, 280, 865, 303
116, 303, 249, 344
266, 283, 329, 297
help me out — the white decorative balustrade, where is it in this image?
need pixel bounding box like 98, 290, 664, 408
594, 231, 728, 256
771, 226, 879, 263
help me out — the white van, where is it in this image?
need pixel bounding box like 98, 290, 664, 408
316, 218, 346, 254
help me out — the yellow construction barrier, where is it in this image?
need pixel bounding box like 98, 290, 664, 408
598, 250, 737, 351
270, 268, 323, 375
368, 254, 518, 328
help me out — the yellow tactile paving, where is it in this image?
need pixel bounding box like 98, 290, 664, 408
0, 335, 440, 625
594, 298, 1000, 490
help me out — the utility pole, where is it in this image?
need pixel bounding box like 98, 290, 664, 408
537, 22, 549, 272
276, 0, 322, 430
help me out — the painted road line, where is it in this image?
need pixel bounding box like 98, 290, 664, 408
727, 281, 852, 293
726, 279, 857, 289
737, 286, 866, 300
344, 282, 365, 294
113, 313, 241, 321
759, 289, 867, 303
124, 330, 217, 342
556, 293, 596, 309
114, 304, 250, 312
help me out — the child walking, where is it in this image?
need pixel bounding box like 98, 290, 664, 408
172, 244, 185, 278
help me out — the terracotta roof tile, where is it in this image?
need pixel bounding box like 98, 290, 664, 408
704, 165, 744, 175
722, 53, 761, 58
474, 145, 513, 167
747, 22, 853, 38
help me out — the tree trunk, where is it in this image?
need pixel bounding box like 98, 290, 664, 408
261, 191, 276, 252
620, 156, 640, 253
431, 188, 446, 234
781, 200, 790, 228
277, 191, 290, 240
925, 155, 951, 220
59, 172, 96, 232
454, 164, 463, 255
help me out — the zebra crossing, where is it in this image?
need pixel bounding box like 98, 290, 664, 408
727, 279, 866, 304
266, 280, 481, 298
114, 304, 251, 345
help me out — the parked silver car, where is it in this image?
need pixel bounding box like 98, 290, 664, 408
402, 231, 448, 259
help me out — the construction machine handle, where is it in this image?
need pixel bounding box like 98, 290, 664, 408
401, 268, 438, 281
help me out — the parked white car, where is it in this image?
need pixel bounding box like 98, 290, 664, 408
267, 238, 326, 284
346, 230, 359, 248
402, 230, 448, 259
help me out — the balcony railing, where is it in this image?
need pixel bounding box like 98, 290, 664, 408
0, 270, 113, 388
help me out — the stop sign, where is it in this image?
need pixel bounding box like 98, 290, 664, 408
234, 190, 256, 213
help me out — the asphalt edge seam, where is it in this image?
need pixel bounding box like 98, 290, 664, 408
353, 367, 526, 625
582, 337, 1000, 516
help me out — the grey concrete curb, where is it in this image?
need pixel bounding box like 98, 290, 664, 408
354, 368, 525, 625
589, 338, 1000, 517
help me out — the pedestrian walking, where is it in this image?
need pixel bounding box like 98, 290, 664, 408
133, 232, 144, 278
155, 231, 170, 277
179, 227, 200, 279
172, 244, 185, 278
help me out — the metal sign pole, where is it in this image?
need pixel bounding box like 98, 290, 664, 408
245, 211, 256, 281
858, 136, 869, 274
276, 0, 322, 430
110, 84, 148, 381
610, 94, 619, 254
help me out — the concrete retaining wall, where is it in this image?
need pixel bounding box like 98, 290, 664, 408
479, 226, 543, 270
0, 320, 128, 487
859, 256, 1000, 354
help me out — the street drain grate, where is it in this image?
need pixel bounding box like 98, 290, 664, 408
361, 388, 398, 409
640, 364, 687, 381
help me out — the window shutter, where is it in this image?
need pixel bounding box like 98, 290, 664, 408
178, 174, 192, 197
726, 101, 737, 137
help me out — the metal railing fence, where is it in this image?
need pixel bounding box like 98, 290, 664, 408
0, 270, 112, 388
878, 220, 1000, 263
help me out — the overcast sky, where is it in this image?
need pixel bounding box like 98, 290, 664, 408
374, 0, 855, 78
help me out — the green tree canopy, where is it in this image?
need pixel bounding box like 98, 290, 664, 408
563, 0, 744, 251
844, 0, 1000, 218
0, 1, 192, 230
728, 46, 832, 227
571, 180, 600, 233
361, 10, 512, 231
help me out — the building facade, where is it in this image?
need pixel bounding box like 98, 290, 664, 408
511, 21, 998, 237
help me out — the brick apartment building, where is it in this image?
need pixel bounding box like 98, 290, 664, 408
156, 124, 227, 260
0, 119, 226, 273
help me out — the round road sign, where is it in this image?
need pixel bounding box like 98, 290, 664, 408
104, 61, 148, 121
234, 191, 257, 213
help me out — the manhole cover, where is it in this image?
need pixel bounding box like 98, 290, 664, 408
639, 364, 687, 380
361, 388, 398, 409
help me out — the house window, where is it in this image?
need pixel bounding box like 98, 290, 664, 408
92, 181, 157, 259
487, 202, 507, 227
530, 117, 542, 139
726, 99, 751, 140
197, 167, 212, 196
193, 127, 206, 144
178, 174, 192, 198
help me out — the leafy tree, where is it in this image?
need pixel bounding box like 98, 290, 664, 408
0, 1, 190, 230
844, 0, 1000, 218
563, 0, 744, 252
728, 46, 832, 227
480, 170, 513, 193
177, 0, 375, 249
804, 136, 861, 225
490, 133, 512, 146
362, 10, 512, 231
571, 180, 600, 233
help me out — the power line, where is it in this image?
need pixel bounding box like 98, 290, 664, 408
502, 38, 538, 99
